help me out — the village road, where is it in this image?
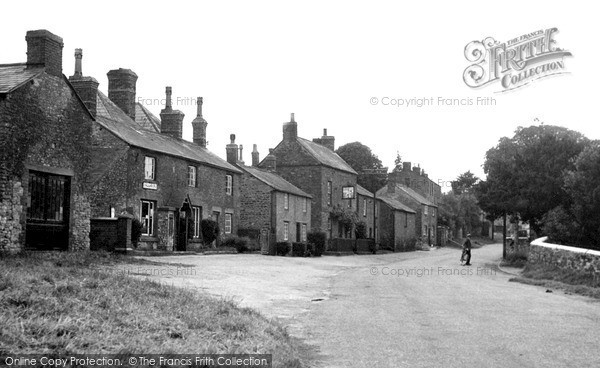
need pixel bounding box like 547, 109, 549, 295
118, 244, 600, 368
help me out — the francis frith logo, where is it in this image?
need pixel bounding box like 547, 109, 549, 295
463, 28, 572, 92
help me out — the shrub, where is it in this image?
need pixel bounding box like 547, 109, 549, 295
307, 231, 326, 257
201, 219, 220, 245
131, 218, 143, 247
275, 242, 290, 256
502, 248, 529, 267
306, 243, 314, 257
542, 206, 585, 247
368, 240, 377, 254
222, 235, 251, 253
291, 242, 307, 257
355, 221, 367, 239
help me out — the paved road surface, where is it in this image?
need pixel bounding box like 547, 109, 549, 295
120, 244, 600, 368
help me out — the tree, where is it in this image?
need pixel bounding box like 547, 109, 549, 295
559, 141, 600, 248
393, 151, 402, 172
451, 171, 479, 195
336, 142, 387, 191
476, 125, 588, 233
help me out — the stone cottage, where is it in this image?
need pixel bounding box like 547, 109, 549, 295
68, 51, 242, 251
0, 30, 94, 251
377, 183, 438, 246
376, 193, 417, 251
388, 162, 441, 205
259, 114, 358, 241
226, 138, 312, 253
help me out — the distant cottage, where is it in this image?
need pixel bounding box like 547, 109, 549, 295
225, 136, 312, 253
260, 114, 359, 241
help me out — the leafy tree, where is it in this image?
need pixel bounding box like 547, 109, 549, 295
393, 151, 403, 172
476, 125, 588, 233
558, 141, 600, 248
336, 142, 387, 191
451, 171, 479, 195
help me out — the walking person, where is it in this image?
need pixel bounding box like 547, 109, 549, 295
462, 234, 472, 265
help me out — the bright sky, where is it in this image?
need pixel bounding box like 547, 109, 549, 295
2, 1, 597, 190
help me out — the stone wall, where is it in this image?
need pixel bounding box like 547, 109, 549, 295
0, 178, 23, 252
529, 237, 600, 277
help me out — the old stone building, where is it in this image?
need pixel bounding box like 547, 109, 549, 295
0, 30, 94, 252
376, 193, 417, 250
388, 162, 442, 205
260, 114, 358, 241
68, 51, 242, 251
377, 183, 438, 245
228, 139, 312, 253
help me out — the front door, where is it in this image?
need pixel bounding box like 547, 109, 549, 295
26, 171, 71, 250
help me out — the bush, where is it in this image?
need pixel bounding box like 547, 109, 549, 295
131, 218, 143, 247
222, 235, 251, 253
291, 242, 307, 257
355, 221, 367, 239
201, 219, 220, 245
307, 231, 326, 257
275, 242, 290, 256
306, 243, 314, 257
502, 248, 529, 267
368, 240, 377, 254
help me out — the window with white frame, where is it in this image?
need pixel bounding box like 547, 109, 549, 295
284, 193, 289, 210
363, 198, 367, 216
303, 197, 307, 212
224, 213, 232, 234
424, 205, 428, 215
144, 157, 155, 180
192, 206, 202, 238
327, 181, 332, 206
187, 166, 196, 187
283, 221, 289, 241
301, 223, 307, 242
140, 200, 155, 236
225, 175, 233, 195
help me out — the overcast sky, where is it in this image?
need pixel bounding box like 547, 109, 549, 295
2, 1, 597, 191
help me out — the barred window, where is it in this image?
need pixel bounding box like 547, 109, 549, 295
188, 166, 196, 187
144, 157, 155, 180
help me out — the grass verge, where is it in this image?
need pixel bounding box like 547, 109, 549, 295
0, 251, 303, 367
509, 263, 600, 300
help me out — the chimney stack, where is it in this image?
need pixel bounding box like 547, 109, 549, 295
282, 113, 298, 141
413, 164, 421, 174
251, 144, 260, 167
226, 134, 239, 164
192, 97, 208, 147
402, 162, 411, 171
26, 30, 64, 78
107, 68, 138, 120
160, 86, 185, 139
263, 148, 277, 172
68, 49, 99, 117
312, 128, 335, 151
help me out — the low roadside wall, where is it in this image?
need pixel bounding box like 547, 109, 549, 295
529, 236, 600, 276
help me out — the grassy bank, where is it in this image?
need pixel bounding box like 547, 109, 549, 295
0, 251, 303, 367
510, 263, 600, 299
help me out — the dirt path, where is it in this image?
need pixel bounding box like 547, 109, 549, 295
115, 245, 600, 367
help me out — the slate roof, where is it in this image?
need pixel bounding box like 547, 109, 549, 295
95, 91, 241, 173
0, 63, 45, 94
297, 137, 357, 174
377, 184, 437, 207
240, 165, 312, 198
356, 184, 374, 198
377, 195, 416, 213
134, 102, 161, 132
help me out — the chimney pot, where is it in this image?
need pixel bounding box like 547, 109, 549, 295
69, 48, 98, 118
283, 113, 298, 141
192, 96, 208, 147
159, 86, 184, 139
226, 133, 239, 164
251, 144, 260, 167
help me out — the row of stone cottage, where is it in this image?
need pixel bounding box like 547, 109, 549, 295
0, 29, 441, 253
